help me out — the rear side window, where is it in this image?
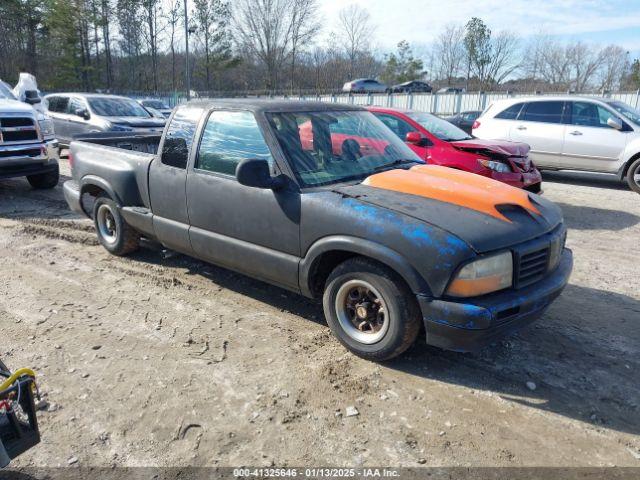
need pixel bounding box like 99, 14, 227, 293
48, 96, 69, 113
196, 110, 273, 176
160, 106, 202, 169
521, 101, 564, 124
495, 103, 524, 120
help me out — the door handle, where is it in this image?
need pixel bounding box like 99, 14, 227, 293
516, 126, 527, 130
569, 131, 583, 136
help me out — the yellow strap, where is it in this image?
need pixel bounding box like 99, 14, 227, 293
0, 368, 36, 392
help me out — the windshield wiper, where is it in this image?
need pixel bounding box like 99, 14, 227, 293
372, 159, 417, 172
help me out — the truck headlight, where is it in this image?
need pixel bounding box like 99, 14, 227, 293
478, 159, 511, 173
38, 118, 55, 138
446, 251, 513, 297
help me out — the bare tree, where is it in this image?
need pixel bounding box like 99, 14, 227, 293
337, 4, 374, 79
486, 31, 520, 85
193, 0, 234, 91
433, 24, 465, 85
234, 0, 292, 89
141, 0, 161, 91
597, 45, 628, 91
164, 0, 181, 90
567, 42, 606, 92
288, 0, 320, 91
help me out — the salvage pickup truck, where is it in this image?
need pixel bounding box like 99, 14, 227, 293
63, 100, 573, 360
0, 83, 59, 188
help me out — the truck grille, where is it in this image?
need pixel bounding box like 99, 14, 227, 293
515, 246, 549, 287
0, 148, 42, 159
0, 117, 39, 143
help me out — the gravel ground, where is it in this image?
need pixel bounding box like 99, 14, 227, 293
1, 160, 639, 469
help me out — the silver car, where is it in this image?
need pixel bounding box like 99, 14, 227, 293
44, 93, 166, 146
342, 78, 388, 94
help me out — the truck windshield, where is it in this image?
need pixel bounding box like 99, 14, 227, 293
88, 97, 151, 118
142, 99, 169, 109
406, 112, 471, 141
267, 110, 422, 187
0, 81, 17, 100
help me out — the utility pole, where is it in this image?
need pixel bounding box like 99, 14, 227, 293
183, 0, 190, 100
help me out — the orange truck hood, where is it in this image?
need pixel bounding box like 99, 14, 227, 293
362, 165, 540, 223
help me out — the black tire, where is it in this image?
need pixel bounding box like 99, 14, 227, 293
26, 167, 59, 189
92, 195, 140, 256
626, 157, 640, 194
322, 257, 421, 361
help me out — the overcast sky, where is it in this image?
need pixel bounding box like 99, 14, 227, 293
317, 0, 640, 56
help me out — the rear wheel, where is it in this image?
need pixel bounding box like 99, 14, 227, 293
93, 196, 140, 256
27, 167, 59, 189
322, 257, 421, 361
626, 157, 640, 194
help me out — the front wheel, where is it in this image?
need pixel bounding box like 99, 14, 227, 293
322, 258, 421, 361
93, 196, 140, 256
27, 168, 59, 189
626, 158, 640, 194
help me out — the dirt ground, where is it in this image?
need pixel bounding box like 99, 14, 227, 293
1, 160, 639, 469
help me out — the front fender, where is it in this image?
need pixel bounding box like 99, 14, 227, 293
299, 235, 433, 298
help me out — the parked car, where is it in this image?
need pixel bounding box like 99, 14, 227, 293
388, 81, 432, 93
445, 110, 482, 135
437, 87, 465, 94
63, 100, 571, 361
0, 81, 59, 189
44, 93, 166, 147
342, 79, 387, 94
369, 107, 542, 192
473, 96, 640, 193
138, 99, 172, 118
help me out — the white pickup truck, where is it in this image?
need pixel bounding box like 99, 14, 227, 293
0, 81, 59, 189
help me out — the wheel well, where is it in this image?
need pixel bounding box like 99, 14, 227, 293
80, 184, 109, 217
307, 250, 416, 299
622, 152, 640, 177
308, 250, 358, 298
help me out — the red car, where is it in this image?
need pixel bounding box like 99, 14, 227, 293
368, 107, 542, 192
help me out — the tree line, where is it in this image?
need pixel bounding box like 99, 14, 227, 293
1, 0, 639, 95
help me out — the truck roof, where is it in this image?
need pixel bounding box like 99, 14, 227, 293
185, 98, 364, 113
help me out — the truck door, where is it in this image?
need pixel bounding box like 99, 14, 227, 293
148, 105, 203, 253
186, 109, 301, 292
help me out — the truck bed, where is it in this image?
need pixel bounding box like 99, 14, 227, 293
69, 132, 160, 210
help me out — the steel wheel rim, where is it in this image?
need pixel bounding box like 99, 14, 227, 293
335, 279, 389, 344
97, 204, 117, 245
633, 164, 640, 185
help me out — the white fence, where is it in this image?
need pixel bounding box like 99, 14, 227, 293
134, 90, 640, 116
288, 91, 640, 116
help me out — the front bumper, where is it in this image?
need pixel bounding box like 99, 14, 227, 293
418, 248, 573, 352
0, 139, 59, 180
488, 168, 542, 190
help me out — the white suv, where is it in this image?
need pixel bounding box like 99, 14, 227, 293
473, 96, 640, 193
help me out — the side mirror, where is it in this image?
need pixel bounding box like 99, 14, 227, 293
236, 158, 284, 190
24, 90, 41, 105
607, 117, 623, 130
405, 131, 423, 144
75, 108, 90, 120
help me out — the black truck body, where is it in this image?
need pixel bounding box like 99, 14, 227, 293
63, 100, 572, 360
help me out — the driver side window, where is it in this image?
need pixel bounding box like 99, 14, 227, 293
196, 110, 273, 176
374, 113, 414, 140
